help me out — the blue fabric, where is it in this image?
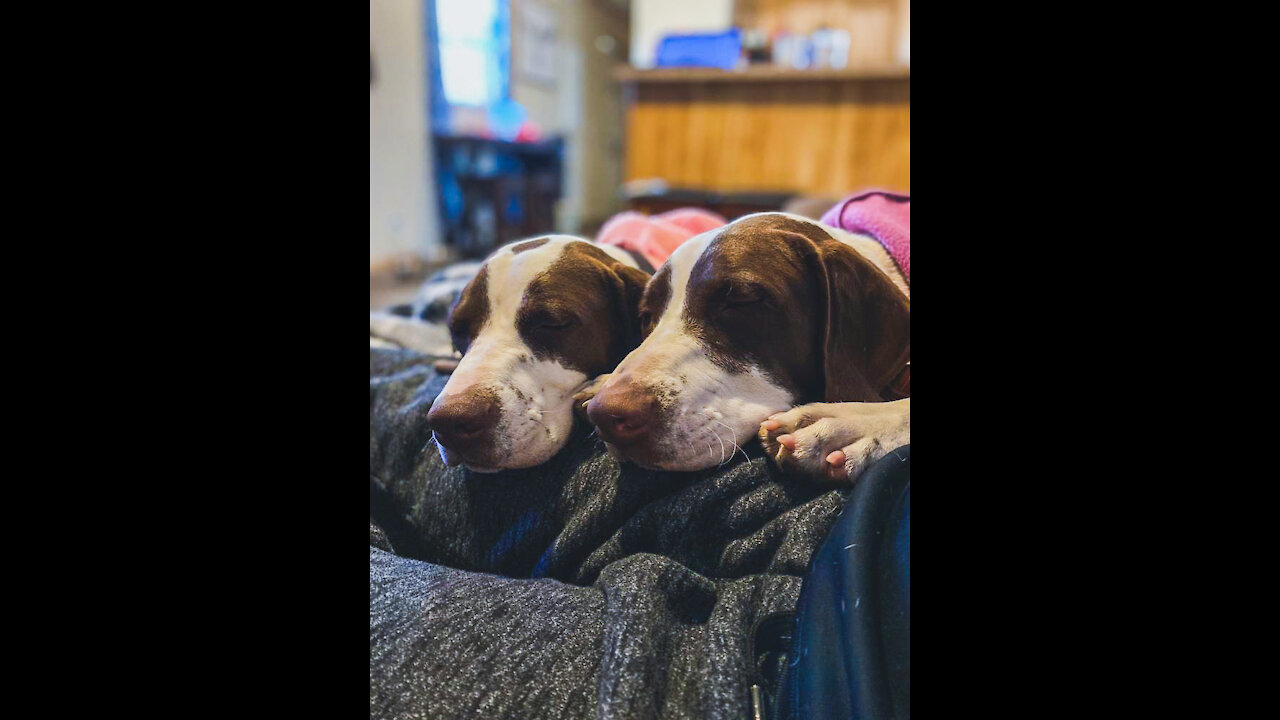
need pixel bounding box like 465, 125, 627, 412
781, 445, 910, 720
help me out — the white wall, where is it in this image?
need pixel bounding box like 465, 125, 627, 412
511, 0, 629, 232
370, 0, 443, 264
898, 0, 910, 66
511, 0, 580, 232
629, 0, 733, 69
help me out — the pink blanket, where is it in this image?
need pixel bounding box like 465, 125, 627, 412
820, 191, 910, 285
595, 208, 727, 270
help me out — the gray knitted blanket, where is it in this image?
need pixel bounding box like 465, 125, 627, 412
370, 347, 851, 719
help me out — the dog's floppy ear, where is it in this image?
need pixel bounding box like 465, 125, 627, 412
609, 263, 653, 355
556, 242, 653, 368
818, 240, 910, 402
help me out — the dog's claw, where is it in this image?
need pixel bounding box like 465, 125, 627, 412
573, 373, 612, 424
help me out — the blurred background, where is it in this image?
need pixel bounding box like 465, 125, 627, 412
371, 0, 909, 307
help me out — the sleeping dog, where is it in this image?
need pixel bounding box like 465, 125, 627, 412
427, 236, 651, 472
585, 213, 910, 482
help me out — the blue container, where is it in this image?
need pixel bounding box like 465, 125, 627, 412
655, 28, 740, 70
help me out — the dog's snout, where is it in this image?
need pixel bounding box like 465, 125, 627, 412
587, 376, 657, 445
428, 389, 501, 454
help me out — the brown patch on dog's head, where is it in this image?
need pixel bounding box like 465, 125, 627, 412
516, 242, 651, 376
683, 214, 909, 403
510, 237, 551, 254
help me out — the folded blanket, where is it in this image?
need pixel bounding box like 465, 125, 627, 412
820, 191, 911, 284
595, 208, 727, 271
369, 347, 851, 719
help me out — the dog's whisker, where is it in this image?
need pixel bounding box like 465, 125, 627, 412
709, 424, 728, 466
712, 419, 750, 465
709, 426, 741, 469
578, 426, 601, 448
420, 433, 440, 457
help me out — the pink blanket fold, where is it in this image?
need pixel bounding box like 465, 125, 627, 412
595, 208, 727, 270
820, 191, 910, 284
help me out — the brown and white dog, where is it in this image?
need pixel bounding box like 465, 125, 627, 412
585, 213, 910, 482
428, 236, 651, 472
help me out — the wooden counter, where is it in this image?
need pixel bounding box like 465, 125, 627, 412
617, 66, 910, 197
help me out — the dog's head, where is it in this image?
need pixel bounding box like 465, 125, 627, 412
428, 236, 650, 471
586, 213, 910, 471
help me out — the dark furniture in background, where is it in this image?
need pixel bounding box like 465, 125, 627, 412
433, 134, 564, 259
626, 187, 795, 220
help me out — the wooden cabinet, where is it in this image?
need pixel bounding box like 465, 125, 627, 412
617, 66, 910, 197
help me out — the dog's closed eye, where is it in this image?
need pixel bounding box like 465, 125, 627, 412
721, 283, 768, 309
528, 312, 577, 331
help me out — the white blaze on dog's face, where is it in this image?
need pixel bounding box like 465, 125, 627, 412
587, 213, 910, 472
427, 236, 650, 472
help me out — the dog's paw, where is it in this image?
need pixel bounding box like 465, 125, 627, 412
572, 374, 612, 424
758, 401, 910, 483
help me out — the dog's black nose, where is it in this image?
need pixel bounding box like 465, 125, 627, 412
428, 389, 501, 456
587, 376, 657, 446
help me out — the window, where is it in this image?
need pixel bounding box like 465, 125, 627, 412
435, 0, 508, 108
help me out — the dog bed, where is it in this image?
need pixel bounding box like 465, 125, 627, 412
370, 346, 860, 719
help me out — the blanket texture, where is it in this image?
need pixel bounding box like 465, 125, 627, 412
820, 191, 911, 284
370, 347, 852, 719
